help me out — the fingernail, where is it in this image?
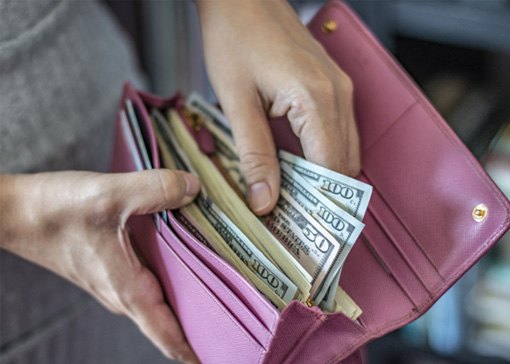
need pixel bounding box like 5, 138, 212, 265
248, 181, 272, 213
184, 174, 200, 196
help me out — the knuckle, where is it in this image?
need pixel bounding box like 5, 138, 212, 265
87, 180, 121, 225
103, 299, 125, 316
345, 152, 361, 176
120, 269, 162, 314
309, 71, 336, 104
163, 347, 185, 361
116, 285, 140, 315
157, 331, 188, 360
156, 169, 186, 201
238, 149, 277, 183
348, 162, 361, 177
337, 70, 354, 97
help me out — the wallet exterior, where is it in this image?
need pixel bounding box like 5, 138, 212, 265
111, 1, 510, 363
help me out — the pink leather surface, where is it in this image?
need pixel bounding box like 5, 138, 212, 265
266, 2, 510, 362
112, 98, 269, 362
130, 215, 265, 364
168, 213, 280, 333
110, 1, 510, 363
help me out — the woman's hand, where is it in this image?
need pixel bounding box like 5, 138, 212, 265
197, 0, 360, 215
0, 170, 201, 364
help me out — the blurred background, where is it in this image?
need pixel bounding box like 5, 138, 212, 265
105, 0, 510, 363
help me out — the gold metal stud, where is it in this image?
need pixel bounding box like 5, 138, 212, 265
182, 109, 203, 131
472, 204, 488, 222
322, 20, 337, 34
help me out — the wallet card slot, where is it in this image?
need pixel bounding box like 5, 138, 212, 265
360, 212, 430, 309
167, 212, 280, 333
157, 220, 273, 349
336, 224, 416, 329
360, 177, 444, 295
361, 102, 510, 283
128, 216, 266, 363
121, 89, 161, 169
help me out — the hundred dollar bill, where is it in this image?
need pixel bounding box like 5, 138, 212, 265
264, 189, 341, 299
280, 163, 364, 246
165, 108, 313, 300
179, 197, 295, 308
151, 109, 195, 173
320, 268, 342, 311
186, 93, 233, 139
186, 94, 246, 193
213, 136, 246, 194
152, 108, 297, 307
279, 150, 372, 220
330, 286, 362, 320
280, 163, 365, 304
195, 195, 297, 303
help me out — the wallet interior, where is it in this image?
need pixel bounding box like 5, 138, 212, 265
110, 1, 510, 361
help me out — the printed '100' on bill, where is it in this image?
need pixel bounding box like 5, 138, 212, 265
279, 150, 372, 220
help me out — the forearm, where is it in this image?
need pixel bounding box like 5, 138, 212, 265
0, 173, 64, 272
195, 0, 302, 39
0, 173, 47, 265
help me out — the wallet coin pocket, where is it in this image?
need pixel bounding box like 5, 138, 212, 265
167, 210, 280, 332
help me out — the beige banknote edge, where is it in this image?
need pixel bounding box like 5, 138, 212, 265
180, 203, 288, 310
153, 118, 290, 309
167, 109, 312, 301
334, 286, 363, 320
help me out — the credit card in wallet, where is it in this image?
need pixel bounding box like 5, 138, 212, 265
124, 99, 168, 226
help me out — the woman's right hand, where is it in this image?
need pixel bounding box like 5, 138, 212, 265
0, 170, 201, 364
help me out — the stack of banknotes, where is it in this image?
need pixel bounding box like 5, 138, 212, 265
147, 93, 372, 319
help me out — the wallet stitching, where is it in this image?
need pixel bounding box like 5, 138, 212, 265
156, 231, 266, 354
169, 217, 280, 334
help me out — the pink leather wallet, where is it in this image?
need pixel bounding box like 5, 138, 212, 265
111, 1, 510, 363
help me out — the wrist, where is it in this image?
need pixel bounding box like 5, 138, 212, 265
0, 174, 21, 250
0, 173, 71, 274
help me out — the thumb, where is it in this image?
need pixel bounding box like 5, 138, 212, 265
221, 89, 280, 216
106, 169, 200, 216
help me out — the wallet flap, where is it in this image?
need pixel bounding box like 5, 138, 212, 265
269, 0, 510, 343
266, 2, 510, 361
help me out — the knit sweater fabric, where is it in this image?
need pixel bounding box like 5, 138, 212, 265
0, 0, 143, 173
0, 1, 168, 363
